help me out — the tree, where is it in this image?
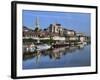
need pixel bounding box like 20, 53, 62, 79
34, 27, 40, 32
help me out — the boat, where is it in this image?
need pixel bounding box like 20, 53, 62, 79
82, 42, 87, 45
36, 43, 51, 50
23, 43, 36, 52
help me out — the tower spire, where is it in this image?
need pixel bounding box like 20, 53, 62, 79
34, 16, 40, 32
35, 16, 39, 28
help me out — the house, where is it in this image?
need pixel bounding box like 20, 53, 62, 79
79, 36, 86, 42
66, 30, 76, 36
52, 36, 65, 41
68, 36, 78, 41
76, 33, 86, 42
23, 31, 39, 39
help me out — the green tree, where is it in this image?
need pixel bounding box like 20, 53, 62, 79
34, 27, 40, 32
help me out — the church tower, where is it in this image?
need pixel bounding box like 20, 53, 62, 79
34, 16, 40, 32
35, 17, 40, 28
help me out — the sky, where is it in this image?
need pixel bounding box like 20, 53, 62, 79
22, 10, 91, 36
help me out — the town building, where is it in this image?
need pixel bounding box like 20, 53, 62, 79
47, 23, 63, 36
23, 17, 89, 45
76, 33, 86, 42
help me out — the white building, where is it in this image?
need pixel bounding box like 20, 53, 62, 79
52, 36, 65, 41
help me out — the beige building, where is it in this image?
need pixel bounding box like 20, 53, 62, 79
69, 36, 78, 41
76, 33, 86, 42
67, 30, 76, 36
47, 23, 63, 35
79, 36, 86, 42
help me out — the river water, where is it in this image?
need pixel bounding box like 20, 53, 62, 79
23, 44, 91, 69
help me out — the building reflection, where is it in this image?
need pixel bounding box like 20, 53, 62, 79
23, 43, 88, 62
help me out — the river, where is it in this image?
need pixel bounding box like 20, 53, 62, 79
23, 44, 91, 69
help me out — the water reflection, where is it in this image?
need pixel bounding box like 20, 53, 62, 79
23, 44, 86, 62
23, 43, 91, 69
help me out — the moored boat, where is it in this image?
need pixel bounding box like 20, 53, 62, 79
36, 43, 51, 50
23, 43, 35, 52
